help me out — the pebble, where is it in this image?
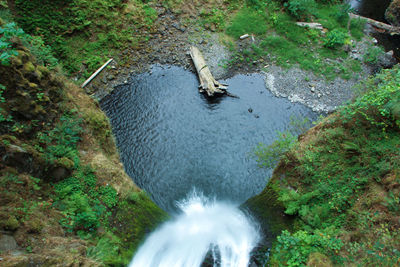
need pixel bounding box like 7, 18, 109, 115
248, 108, 253, 113
310, 86, 316, 93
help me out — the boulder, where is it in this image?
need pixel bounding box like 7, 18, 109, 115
0, 234, 18, 252
385, 0, 400, 27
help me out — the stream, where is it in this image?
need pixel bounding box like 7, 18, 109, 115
101, 65, 317, 266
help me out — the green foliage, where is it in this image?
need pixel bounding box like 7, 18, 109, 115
335, 3, 350, 26
384, 192, 400, 213
273, 229, 343, 266
53, 166, 118, 232
87, 234, 123, 264
13, 0, 156, 77
25, 36, 58, 69
225, 2, 362, 80
0, 83, 11, 122
363, 45, 384, 64
199, 8, 226, 31
285, 0, 317, 21
0, 22, 24, 65
349, 18, 366, 41
255, 132, 297, 169
261, 67, 400, 265
323, 29, 348, 48
226, 8, 268, 38
341, 66, 400, 130
37, 114, 83, 166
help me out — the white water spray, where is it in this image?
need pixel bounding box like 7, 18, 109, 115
129, 193, 260, 267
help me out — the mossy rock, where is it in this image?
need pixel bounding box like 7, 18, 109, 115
25, 217, 43, 234
56, 157, 75, 169
386, 0, 400, 27
23, 62, 35, 73
0, 215, 20, 231
113, 191, 168, 263
307, 252, 333, 267
244, 179, 294, 240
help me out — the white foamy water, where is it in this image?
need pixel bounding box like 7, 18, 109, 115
129, 193, 260, 267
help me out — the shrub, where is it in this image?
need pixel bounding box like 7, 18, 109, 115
341, 66, 400, 130
273, 229, 343, 266
323, 29, 348, 48
284, 0, 317, 20
254, 131, 297, 169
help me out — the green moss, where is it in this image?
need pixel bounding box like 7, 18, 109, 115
307, 252, 333, 266
1, 215, 20, 230
23, 61, 35, 72
113, 191, 168, 264
56, 157, 75, 169
26, 217, 43, 233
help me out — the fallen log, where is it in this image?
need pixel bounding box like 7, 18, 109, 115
81, 58, 113, 88
349, 13, 400, 35
296, 22, 324, 31
190, 46, 229, 97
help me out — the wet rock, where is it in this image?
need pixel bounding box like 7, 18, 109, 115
2, 145, 33, 174
107, 74, 115, 81
377, 50, 397, 68
48, 166, 70, 182
0, 235, 18, 252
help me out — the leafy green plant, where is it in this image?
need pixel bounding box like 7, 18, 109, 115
255, 131, 297, 169
0, 22, 24, 65
341, 66, 400, 130
273, 229, 343, 266
0, 83, 12, 122
284, 0, 317, 20
384, 192, 400, 213
324, 29, 348, 48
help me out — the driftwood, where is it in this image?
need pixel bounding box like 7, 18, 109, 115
296, 22, 324, 31
190, 46, 229, 97
349, 13, 400, 35
81, 58, 113, 88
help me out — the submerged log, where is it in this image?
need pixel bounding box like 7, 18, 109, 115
190, 46, 229, 97
349, 13, 400, 35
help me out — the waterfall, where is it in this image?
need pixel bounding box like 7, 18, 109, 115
129, 192, 260, 267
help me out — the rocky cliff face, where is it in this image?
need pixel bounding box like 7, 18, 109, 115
0, 36, 166, 266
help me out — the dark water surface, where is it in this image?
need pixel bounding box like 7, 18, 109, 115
349, 0, 391, 22
349, 0, 400, 60
101, 65, 317, 212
